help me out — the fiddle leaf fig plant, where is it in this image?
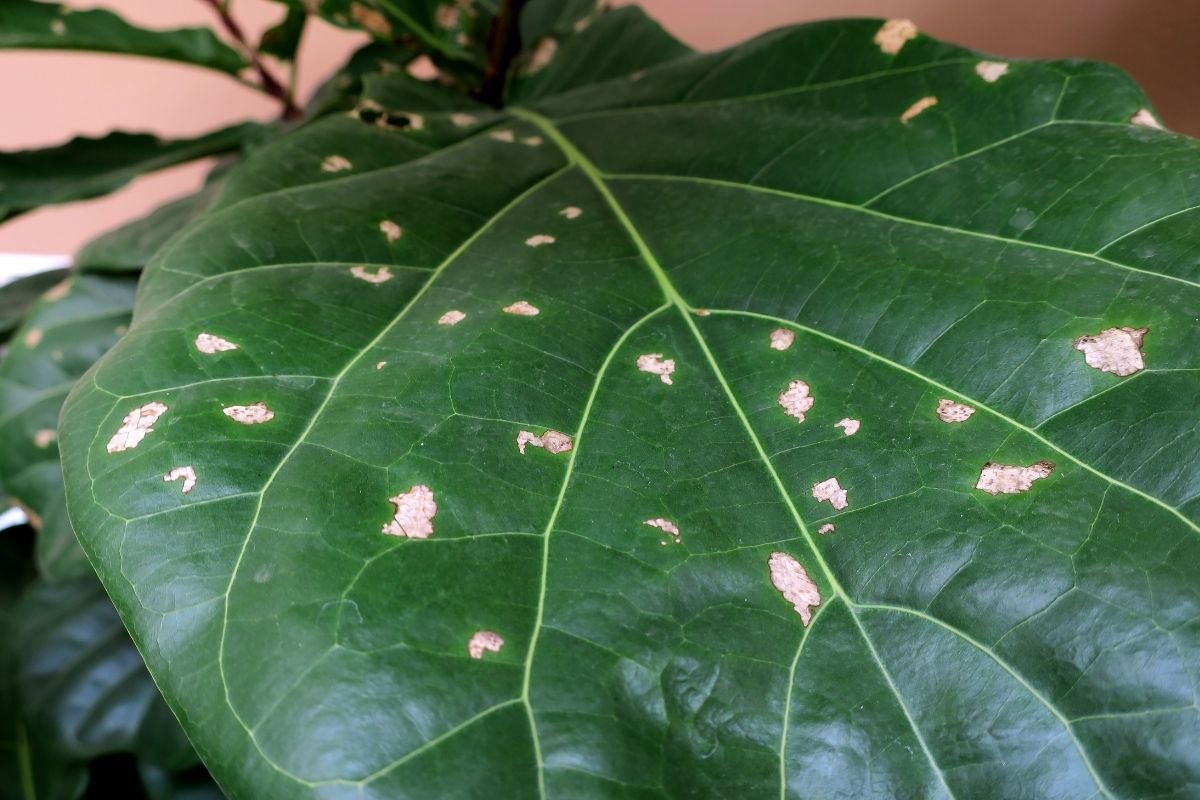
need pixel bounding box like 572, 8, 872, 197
3, 2, 1200, 798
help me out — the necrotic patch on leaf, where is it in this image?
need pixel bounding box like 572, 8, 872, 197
24, 328, 42, 348
522, 136, 544, 147
1073, 326, 1147, 376
503, 301, 539, 316
818, 523, 835, 535
468, 630, 504, 659
350, 266, 393, 284
223, 403, 274, 425
436, 4, 459, 29
489, 130, 515, 143
321, 155, 353, 173
768, 552, 821, 626
525, 234, 555, 247
1130, 108, 1163, 129
975, 61, 1009, 82
516, 430, 573, 455
382, 484, 437, 539
835, 418, 860, 436
164, 466, 197, 494
936, 398, 975, 423
106, 402, 168, 453
560, 206, 582, 219
44, 280, 70, 301
644, 518, 681, 545
350, 2, 391, 36
450, 112, 477, 128
777, 380, 814, 422
900, 96, 938, 123
874, 19, 918, 54
379, 220, 403, 243
195, 333, 239, 354
34, 430, 56, 448
636, 353, 675, 385
769, 328, 795, 351
527, 38, 558, 74
812, 477, 848, 510
438, 309, 467, 325
975, 461, 1055, 495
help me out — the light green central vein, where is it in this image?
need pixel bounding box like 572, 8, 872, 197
213, 166, 573, 788
513, 106, 1116, 800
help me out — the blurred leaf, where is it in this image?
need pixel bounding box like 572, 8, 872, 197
0, 124, 264, 224
139, 764, 227, 800
0, 1, 247, 74
258, 7, 306, 62
0, 275, 135, 581
0, 269, 69, 341
19, 573, 197, 770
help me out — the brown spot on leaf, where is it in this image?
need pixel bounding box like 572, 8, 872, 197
1130, 108, 1163, 129
435, 4, 459, 28
769, 328, 795, 351
34, 430, 56, 449
901, 96, 938, 124
522, 136, 544, 147
695, 308, 711, 317
818, 523, 835, 535
644, 517, 681, 545
468, 630, 504, 659
44, 280, 70, 301
936, 398, 975, 423
778, 380, 814, 423
975, 61, 1009, 82
812, 477, 848, 510
106, 402, 168, 453
559, 206, 582, 220
223, 403, 274, 425
376, 361, 387, 369
195, 333, 239, 354
350, 2, 392, 37
489, 130, 515, 143
438, 309, 467, 325
23, 328, 42, 348
321, 155, 352, 173
528, 38, 558, 74
874, 19, 918, 54
380, 220, 403, 243
503, 301, 539, 316
768, 551, 821, 626
164, 466, 197, 494
450, 112, 477, 128
516, 429, 573, 455
1073, 326, 1147, 376
382, 484, 436, 538
351, 265, 393, 284
50, 18, 66, 35
525, 234, 555, 247
834, 418, 860, 436
975, 461, 1055, 495
637, 353, 675, 385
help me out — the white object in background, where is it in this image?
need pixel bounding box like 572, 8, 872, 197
0, 253, 71, 527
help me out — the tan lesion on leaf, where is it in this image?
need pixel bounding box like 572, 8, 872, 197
522, 136, 544, 147
835, 418, 860, 436
106, 402, 168, 453
50, 18, 66, 35
1130, 108, 1163, 129
1073, 326, 1147, 376
350, 265, 393, 284
164, 466, 197, 494
516, 429, 573, 455
438, 309, 467, 325
900, 96, 938, 124
23, 328, 42, 348
560, 206, 582, 220
350, 2, 392, 37
379, 220, 403, 243
468, 630, 503, 659
874, 19, 918, 55
195, 333, 239, 354
975, 61, 1009, 82
769, 328, 794, 351
777, 379, 813, 423
382, 484, 437, 538
644, 517, 681, 545
936, 398, 975, 423
812, 477, 848, 510
450, 112, 477, 128
818, 523, 835, 535
527, 38, 558, 74
223, 403, 275, 425
489, 130, 515, 143
768, 551, 821, 626
975, 460, 1055, 495
525, 234, 555, 247
44, 279, 70, 301
503, 301, 539, 316
34, 430, 56, 449
321, 155, 353, 173
637, 353, 675, 385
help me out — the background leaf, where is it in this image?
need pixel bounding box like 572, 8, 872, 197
0, 0, 246, 74
0, 269, 69, 343
59, 12, 1200, 800
257, 7, 307, 63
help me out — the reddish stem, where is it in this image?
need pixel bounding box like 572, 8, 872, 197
200, 0, 301, 119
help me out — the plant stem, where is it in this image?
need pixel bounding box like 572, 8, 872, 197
200, 0, 301, 119
477, 0, 529, 108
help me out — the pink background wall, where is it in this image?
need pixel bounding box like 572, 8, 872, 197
2, 0, 1198, 254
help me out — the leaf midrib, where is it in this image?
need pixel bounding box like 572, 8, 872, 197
513, 107, 1117, 800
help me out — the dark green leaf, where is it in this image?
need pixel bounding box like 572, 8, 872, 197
60, 15, 1200, 799
139, 764, 227, 800
0, 275, 135, 581
0, 269, 69, 340
258, 8, 307, 63
0, 1, 246, 74
269, 0, 474, 60
19, 574, 197, 770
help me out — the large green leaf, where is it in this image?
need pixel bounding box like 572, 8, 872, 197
0, 275, 135, 580
0, 1, 246, 74
60, 13, 1200, 799
0, 125, 263, 224
0, 269, 69, 342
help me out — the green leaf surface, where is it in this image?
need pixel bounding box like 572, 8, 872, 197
268, 0, 476, 61
258, 7, 307, 62
0, 1, 246, 74
0, 269, 69, 341
0, 125, 263, 224
60, 15, 1200, 799
0, 275, 135, 581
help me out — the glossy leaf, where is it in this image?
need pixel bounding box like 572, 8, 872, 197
0, 275, 135, 580
0, 1, 246, 74
0, 125, 263, 224
60, 14, 1200, 800
268, 0, 478, 61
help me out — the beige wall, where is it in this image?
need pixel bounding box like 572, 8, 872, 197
2, 0, 1196, 253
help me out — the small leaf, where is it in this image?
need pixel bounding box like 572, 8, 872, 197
258, 7, 307, 62
0, 0, 247, 74
0, 268, 69, 340
0, 124, 264, 224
